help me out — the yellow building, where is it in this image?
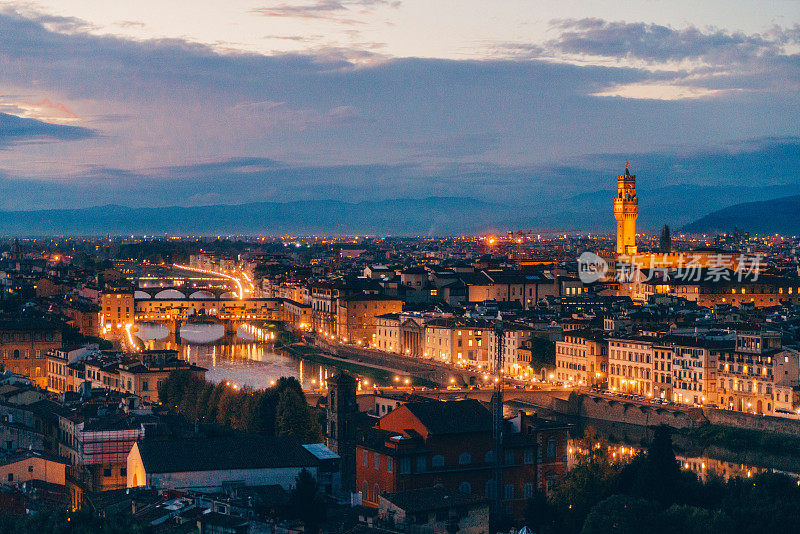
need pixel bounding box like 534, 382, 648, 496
555, 330, 608, 386
715, 332, 799, 415
614, 166, 638, 256
608, 335, 654, 396
422, 317, 492, 365
48, 349, 206, 403
101, 290, 135, 332
336, 294, 403, 346
134, 297, 283, 323
0, 450, 66, 486
0, 319, 62, 388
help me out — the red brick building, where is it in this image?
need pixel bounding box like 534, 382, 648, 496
355, 399, 569, 522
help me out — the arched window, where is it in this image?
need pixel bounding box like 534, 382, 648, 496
547, 438, 557, 458
484, 450, 495, 463
374, 484, 380, 501
458, 452, 471, 465
485, 479, 496, 498
458, 481, 471, 495
431, 454, 445, 468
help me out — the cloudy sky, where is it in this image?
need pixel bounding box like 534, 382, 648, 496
0, 1, 799, 228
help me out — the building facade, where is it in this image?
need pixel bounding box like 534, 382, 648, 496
554, 331, 608, 387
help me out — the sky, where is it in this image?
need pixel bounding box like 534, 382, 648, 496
0, 1, 799, 228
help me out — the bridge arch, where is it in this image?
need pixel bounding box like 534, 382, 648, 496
189, 290, 216, 299
134, 290, 152, 299
219, 291, 238, 299
154, 289, 186, 299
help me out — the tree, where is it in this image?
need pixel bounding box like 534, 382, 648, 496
580, 495, 659, 534
291, 469, 326, 534
530, 337, 556, 371
550, 460, 623, 534
630, 425, 685, 505
524, 490, 558, 534
659, 225, 671, 253
275, 388, 322, 442
661, 504, 734, 534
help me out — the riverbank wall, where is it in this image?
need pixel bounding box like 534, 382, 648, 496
519, 390, 800, 437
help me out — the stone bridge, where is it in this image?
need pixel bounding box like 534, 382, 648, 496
134, 286, 239, 300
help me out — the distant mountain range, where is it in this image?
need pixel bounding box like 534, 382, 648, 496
682, 195, 800, 235
0, 192, 797, 236
0, 197, 529, 236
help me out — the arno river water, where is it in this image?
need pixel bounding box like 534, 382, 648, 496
141, 331, 800, 484
143, 333, 334, 391
506, 400, 800, 482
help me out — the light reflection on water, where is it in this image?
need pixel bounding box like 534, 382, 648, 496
144, 336, 335, 391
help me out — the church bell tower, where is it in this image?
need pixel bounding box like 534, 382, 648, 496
614, 164, 638, 256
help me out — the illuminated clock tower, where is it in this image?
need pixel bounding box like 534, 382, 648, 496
614, 164, 638, 256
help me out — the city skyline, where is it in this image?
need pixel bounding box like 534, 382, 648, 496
0, 2, 799, 222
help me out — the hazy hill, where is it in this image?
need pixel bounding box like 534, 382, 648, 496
682, 195, 800, 235
0, 197, 526, 236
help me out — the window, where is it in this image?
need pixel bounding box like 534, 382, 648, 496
417, 456, 428, 473
374, 453, 380, 470
363, 450, 369, 466
458, 452, 471, 465
547, 438, 557, 458
504, 484, 515, 499
432, 455, 445, 468
387, 457, 393, 473
505, 450, 514, 465
7, 473, 12, 482
120, 468, 127, 476
103, 468, 112, 477
524, 483, 534, 499
459, 482, 472, 494
524, 448, 534, 464
400, 457, 411, 474
485, 479, 496, 498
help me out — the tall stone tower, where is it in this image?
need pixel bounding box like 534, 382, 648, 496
326, 372, 358, 494
614, 165, 638, 256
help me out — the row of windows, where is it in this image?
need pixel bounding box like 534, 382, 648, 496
610, 365, 651, 380
558, 361, 586, 371
2, 349, 44, 359
0, 332, 56, 342
361, 447, 542, 472
610, 349, 652, 363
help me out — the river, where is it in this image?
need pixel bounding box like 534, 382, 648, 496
142, 334, 337, 391
509, 404, 800, 482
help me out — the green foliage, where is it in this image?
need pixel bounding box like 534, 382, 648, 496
529, 337, 556, 370
275, 388, 323, 442
523, 490, 557, 534
291, 468, 327, 534
540, 424, 800, 534
158, 371, 322, 440
580, 495, 660, 534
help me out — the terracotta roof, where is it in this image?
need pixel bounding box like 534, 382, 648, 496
403, 399, 492, 435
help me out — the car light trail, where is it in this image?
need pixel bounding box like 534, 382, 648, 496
173, 263, 245, 299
